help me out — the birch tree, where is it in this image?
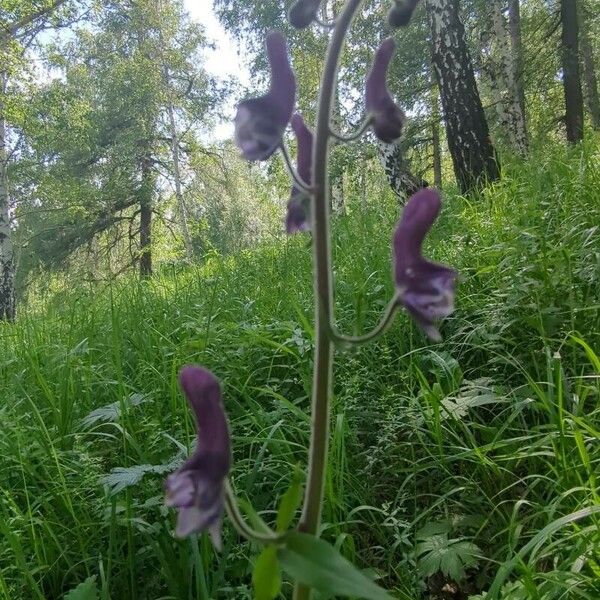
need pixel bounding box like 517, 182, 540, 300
425, 0, 500, 193
0, 0, 77, 320
485, 0, 528, 155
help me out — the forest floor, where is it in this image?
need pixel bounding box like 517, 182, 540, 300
1, 139, 600, 599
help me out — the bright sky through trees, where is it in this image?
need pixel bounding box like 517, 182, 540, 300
183, 0, 248, 139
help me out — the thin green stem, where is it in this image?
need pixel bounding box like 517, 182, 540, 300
329, 115, 373, 143
279, 142, 312, 192
224, 481, 282, 545
293, 1, 364, 598
328, 293, 401, 346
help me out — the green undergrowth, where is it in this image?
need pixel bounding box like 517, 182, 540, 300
1, 140, 599, 599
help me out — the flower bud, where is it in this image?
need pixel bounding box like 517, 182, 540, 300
393, 188, 457, 341
289, 0, 322, 29
165, 367, 231, 549
365, 38, 406, 143
387, 0, 420, 28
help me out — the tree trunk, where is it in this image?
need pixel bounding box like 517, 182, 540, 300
431, 81, 443, 189
508, 0, 527, 130
490, 0, 528, 155
377, 140, 427, 202
426, 0, 500, 193
139, 156, 153, 278
561, 0, 584, 143
0, 58, 15, 321
164, 66, 195, 260
579, 5, 600, 130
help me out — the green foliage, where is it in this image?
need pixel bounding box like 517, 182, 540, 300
278, 532, 392, 600
276, 466, 304, 533
1, 139, 600, 599
415, 522, 481, 581
63, 576, 98, 600
253, 546, 282, 600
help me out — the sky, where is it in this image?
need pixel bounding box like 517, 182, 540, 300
183, 0, 249, 140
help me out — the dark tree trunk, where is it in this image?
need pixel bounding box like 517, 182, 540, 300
561, 0, 584, 143
579, 5, 600, 130
139, 156, 153, 278
377, 141, 428, 202
426, 0, 500, 193
508, 0, 527, 132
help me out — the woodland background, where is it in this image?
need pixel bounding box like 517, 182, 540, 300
0, 1, 599, 599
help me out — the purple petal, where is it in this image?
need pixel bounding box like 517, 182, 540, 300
234, 32, 296, 161
178, 367, 230, 466
289, 0, 322, 29
365, 39, 406, 143
393, 189, 457, 340
286, 193, 310, 234
388, 0, 420, 28
291, 113, 313, 187
165, 366, 231, 547
165, 472, 195, 508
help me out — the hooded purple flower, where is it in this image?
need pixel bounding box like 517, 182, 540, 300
393, 188, 457, 341
234, 32, 296, 161
388, 0, 420, 28
365, 39, 406, 144
165, 366, 231, 549
286, 113, 313, 234
289, 0, 322, 29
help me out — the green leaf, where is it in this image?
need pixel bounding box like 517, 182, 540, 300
278, 532, 393, 600
276, 467, 304, 533
253, 546, 281, 600
63, 576, 98, 600
416, 534, 480, 581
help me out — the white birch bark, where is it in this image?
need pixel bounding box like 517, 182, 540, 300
0, 48, 15, 321
490, 0, 528, 155
163, 65, 195, 261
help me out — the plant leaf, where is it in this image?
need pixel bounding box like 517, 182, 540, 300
278, 532, 392, 600
63, 576, 98, 600
276, 467, 304, 533
253, 546, 281, 600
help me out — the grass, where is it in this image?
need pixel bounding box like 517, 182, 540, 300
1, 138, 599, 599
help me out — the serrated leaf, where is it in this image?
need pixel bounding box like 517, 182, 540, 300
276, 468, 304, 533
416, 534, 481, 581
63, 576, 98, 600
100, 459, 178, 495
81, 392, 149, 428
278, 532, 392, 600
253, 546, 281, 600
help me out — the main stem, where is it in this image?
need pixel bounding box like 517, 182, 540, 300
294, 1, 363, 598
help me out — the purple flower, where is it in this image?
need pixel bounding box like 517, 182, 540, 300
286, 113, 313, 234
388, 0, 420, 28
165, 366, 231, 549
393, 188, 457, 341
234, 32, 296, 161
365, 39, 406, 144
289, 0, 322, 29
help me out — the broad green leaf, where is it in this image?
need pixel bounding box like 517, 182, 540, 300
278, 532, 392, 600
276, 468, 304, 533
64, 576, 98, 600
253, 546, 281, 600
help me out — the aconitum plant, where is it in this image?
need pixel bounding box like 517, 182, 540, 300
166, 1, 456, 598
